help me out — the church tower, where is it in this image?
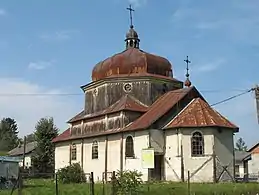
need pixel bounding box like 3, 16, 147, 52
82, 5, 183, 116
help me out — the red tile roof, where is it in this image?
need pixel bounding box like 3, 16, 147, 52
163, 98, 238, 131
123, 86, 197, 131
68, 94, 148, 123
52, 128, 70, 143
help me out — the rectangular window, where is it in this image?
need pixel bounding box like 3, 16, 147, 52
71, 144, 77, 161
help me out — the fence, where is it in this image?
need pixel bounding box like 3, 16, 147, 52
2, 170, 259, 195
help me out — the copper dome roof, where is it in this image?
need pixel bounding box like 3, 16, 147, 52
92, 48, 173, 81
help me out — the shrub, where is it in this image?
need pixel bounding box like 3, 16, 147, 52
113, 170, 143, 195
57, 163, 86, 184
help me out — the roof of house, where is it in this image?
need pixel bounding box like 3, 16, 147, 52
68, 94, 148, 123
235, 150, 251, 162
0, 156, 21, 163
8, 141, 37, 156
163, 98, 238, 131
52, 128, 71, 143
247, 142, 259, 153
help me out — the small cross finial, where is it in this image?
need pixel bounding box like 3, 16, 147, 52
127, 4, 135, 28
184, 56, 192, 87
184, 56, 191, 78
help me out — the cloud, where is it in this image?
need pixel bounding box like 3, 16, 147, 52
0, 9, 6, 16
128, 0, 147, 7
0, 78, 81, 137
28, 60, 55, 70
194, 59, 225, 74
40, 30, 80, 42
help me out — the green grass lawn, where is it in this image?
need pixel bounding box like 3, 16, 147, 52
1, 179, 259, 195
0, 151, 7, 156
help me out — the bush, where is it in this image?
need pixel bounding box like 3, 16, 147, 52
113, 170, 143, 195
57, 163, 86, 184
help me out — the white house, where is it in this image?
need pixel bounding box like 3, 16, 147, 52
8, 141, 37, 168
234, 150, 251, 179
53, 15, 239, 183
247, 143, 259, 176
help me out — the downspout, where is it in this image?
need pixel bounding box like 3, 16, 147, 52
120, 111, 124, 173
104, 136, 108, 182
81, 121, 84, 169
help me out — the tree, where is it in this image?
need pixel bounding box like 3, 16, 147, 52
0, 118, 19, 151
31, 117, 58, 174
235, 137, 248, 151
25, 133, 36, 143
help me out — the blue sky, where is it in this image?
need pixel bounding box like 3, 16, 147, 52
0, 0, 259, 147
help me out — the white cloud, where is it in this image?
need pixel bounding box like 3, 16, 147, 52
0, 9, 6, 16
128, 0, 147, 7
193, 58, 225, 74
28, 60, 55, 70
40, 30, 80, 42
0, 78, 81, 137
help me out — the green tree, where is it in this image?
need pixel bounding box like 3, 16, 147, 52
235, 137, 248, 151
25, 133, 36, 143
0, 117, 19, 151
31, 117, 58, 174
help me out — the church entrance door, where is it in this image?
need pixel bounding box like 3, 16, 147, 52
150, 154, 164, 181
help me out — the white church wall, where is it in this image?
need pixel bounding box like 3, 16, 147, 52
123, 130, 149, 181
214, 128, 235, 181
164, 129, 182, 181
54, 141, 70, 171
82, 136, 106, 182
107, 134, 121, 176
182, 128, 214, 183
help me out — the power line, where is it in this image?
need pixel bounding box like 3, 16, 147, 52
0, 88, 251, 97
164, 87, 255, 128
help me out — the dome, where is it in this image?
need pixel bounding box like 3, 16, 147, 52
92, 48, 173, 81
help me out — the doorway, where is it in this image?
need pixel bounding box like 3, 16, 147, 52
150, 155, 164, 180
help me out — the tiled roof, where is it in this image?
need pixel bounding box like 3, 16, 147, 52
123, 86, 196, 131
8, 141, 37, 156
68, 95, 148, 123
164, 98, 238, 131
52, 128, 71, 143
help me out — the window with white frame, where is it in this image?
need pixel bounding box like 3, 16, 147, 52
191, 131, 204, 156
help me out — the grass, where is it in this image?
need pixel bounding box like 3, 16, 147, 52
0, 151, 7, 156
1, 179, 259, 195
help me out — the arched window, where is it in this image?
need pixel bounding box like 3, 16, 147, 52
125, 136, 134, 158
191, 131, 204, 156
71, 143, 77, 160
92, 141, 98, 159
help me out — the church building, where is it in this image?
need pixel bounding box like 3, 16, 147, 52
52, 7, 239, 183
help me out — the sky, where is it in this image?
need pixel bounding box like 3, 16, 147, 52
0, 0, 259, 148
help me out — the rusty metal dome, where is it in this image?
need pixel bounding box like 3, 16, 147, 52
92, 48, 173, 81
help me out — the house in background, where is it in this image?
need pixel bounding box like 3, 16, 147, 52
7, 141, 37, 168
247, 143, 259, 176
234, 150, 251, 179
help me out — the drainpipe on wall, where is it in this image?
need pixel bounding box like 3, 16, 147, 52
104, 136, 108, 182
120, 133, 123, 173
81, 139, 84, 170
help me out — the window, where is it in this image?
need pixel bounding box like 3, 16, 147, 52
92, 141, 98, 159
71, 143, 77, 160
191, 131, 204, 156
125, 136, 134, 158
235, 165, 240, 177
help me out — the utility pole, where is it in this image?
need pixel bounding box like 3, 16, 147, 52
22, 136, 26, 170
254, 85, 259, 124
